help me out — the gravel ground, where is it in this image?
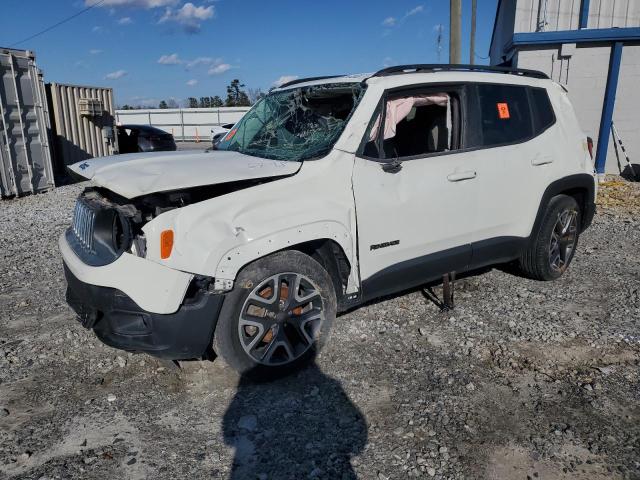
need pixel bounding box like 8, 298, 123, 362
0, 179, 639, 480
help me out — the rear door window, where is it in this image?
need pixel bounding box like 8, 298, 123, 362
476, 84, 532, 147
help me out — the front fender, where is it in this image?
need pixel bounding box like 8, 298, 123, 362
213, 221, 357, 291
142, 150, 359, 291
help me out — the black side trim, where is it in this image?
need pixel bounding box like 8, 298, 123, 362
470, 236, 526, 271
361, 244, 471, 302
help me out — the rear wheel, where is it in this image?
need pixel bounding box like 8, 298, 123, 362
518, 194, 580, 280
213, 250, 336, 378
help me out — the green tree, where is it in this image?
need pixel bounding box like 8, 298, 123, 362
225, 79, 251, 107
187, 97, 198, 108
211, 95, 224, 107
159, 100, 168, 109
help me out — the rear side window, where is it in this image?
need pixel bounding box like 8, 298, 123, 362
476, 84, 532, 146
529, 87, 555, 134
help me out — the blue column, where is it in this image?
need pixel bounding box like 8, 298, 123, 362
579, 0, 590, 29
595, 42, 623, 174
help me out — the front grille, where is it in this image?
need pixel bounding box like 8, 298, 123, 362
71, 199, 96, 252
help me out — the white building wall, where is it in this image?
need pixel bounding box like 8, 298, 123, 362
588, 0, 640, 28
512, 0, 639, 33
514, 0, 581, 33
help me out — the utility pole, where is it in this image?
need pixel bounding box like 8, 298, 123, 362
470, 0, 477, 64
436, 24, 444, 63
449, 0, 462, 64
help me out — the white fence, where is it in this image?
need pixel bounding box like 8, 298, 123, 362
115, 107, 250, 141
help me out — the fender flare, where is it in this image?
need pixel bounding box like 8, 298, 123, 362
212, 220, 359, 291
529, 173, 596, 239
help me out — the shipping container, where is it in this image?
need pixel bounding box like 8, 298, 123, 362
47, 82, 118, 170
0, 47, 55, 197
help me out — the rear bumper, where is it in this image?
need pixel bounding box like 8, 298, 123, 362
64, 264, 224, 359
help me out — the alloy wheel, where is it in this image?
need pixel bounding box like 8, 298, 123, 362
549, 208, 578, 273
238, 273, 325, 366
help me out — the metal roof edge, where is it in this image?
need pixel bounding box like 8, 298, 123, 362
509, 27, 640, 49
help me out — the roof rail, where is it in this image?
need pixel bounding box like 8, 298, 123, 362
277, 75, 345, 89
371, 64, 549, 80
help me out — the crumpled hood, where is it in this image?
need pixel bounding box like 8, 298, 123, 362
68, 149, 301, 198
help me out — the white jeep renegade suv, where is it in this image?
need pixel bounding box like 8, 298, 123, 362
61, 65, 596, 377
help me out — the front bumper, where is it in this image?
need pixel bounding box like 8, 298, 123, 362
64, 264, 225, 359
59, 233, 192, 314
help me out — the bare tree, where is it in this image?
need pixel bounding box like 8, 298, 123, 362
247, 87, 265, 105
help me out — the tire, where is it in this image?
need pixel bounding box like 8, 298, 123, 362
518, 194, 581, 281
213, 250, 336, 379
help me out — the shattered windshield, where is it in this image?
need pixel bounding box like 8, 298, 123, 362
217, 83, 365, 161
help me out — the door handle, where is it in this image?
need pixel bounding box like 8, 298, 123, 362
531, 155, 553, 166
447, 171, 477, 182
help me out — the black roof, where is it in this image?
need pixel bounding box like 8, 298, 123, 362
371, 64, 548, 79
276, 64, 548, 91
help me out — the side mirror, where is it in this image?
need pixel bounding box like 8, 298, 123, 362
381, 159, 402, 174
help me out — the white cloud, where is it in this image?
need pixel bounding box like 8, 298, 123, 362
159, 3, 215, 33
382, 5, 424, 29
272, 75, 298, 87
92, 25, 103, 33
118, 16, 133, 25
89, 49, 103, 55
158, 53, 182, 64
105, 69, 128, 79
185, 56, 216, 68
186, 79, 198, 86
86, 0, 177, 8
382, 17, 396, 27
207, 63, 231, 75
406, 5, 424, 17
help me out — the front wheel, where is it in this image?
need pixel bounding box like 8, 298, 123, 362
213, 250, 336, 379
518, 194, 581, 281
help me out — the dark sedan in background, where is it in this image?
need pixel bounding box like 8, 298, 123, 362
117, 125, 177, 153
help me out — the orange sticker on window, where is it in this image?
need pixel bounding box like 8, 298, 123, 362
225, 128, 238, 141
497, 102, 510, 119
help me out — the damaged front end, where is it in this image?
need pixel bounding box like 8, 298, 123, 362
67, 175, 290, 269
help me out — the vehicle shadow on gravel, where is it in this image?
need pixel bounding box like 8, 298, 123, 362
221, 362, 367, 479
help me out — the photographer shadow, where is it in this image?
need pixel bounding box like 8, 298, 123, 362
222, 361, 367, 479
